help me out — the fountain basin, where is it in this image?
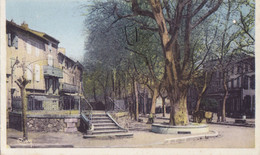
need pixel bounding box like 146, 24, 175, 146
151, 123, 209, 134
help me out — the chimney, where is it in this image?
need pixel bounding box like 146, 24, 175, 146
21, 21, 29, 29
58, 47, 66, 55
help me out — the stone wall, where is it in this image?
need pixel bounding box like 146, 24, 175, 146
9, 112, 80, 132
27, 118, 67, 132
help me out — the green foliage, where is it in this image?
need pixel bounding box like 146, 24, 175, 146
200, 98, 219, 112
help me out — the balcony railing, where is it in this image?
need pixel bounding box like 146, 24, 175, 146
60, 83, 78, 93
43, 66, 63, 78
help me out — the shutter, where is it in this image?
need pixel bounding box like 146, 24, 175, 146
48, 55, 53, 66
8, 33, 12, 46
27, 41, 31, 54
14, 35, 18, 49
35, 65, 40, 82
49, 43, 52, 52
27, 64, 32, 80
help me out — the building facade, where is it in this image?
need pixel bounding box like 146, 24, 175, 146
6, 20, 83, 113
58, 48, 83, 110
205, 55, 255, 118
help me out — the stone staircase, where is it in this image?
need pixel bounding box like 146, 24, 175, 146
82, 111, 133, 138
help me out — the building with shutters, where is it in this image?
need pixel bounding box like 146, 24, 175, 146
57, 48, 84, 111
6, 20, 65, 112
204, 55, 255, 118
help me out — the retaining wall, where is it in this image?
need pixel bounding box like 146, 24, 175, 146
9, 112, 80, 132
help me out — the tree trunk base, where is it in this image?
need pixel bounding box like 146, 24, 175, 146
146, 114, 155, 124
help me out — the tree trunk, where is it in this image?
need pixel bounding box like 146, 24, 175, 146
150, 88, 158, 115
147, 86, 158, 124
118, 78, 121, 99
21, 87, 28, 140
195, 72, 208, 112
162, 97, 166, 117
93, 82, 97, 102
169, 86, 189, 126
222, 73, 228, 122
134, 81, 139, 121
143, 88, 147, 115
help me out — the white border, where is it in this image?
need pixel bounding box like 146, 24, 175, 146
1, 0, 259, 155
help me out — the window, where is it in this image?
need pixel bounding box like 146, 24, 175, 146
48, 43, 52, 52
28, 97, 43, 110
237, 77, 240, 88
65, 60, 68, 69
8, 33, 18, 49
231, 79, 234, 88
45, 78, 49, 91
237, 65, 242, 74
49, 78, 53, 90
53, 79, 56, 93
228, 81, 231, 88
35, 64, 40, 82
245, 64, 248, 72
35, 43, 40, 57
27, 41, 32, 54
48, 55, 53, 66
27, 64, 32, 80
244, 76, 248, 89
231, 65, 234, 74
250, 75, 255, 89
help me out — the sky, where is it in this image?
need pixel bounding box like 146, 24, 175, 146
6, 0, 90, 62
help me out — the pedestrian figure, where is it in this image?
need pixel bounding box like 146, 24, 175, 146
217, 111, 221, 122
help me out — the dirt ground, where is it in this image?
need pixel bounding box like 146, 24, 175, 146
6, 114, 255, 148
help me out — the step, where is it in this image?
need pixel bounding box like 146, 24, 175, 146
94, 126, 119, 130
92, 129, 126, 135
91, 117, 110, 120
92, 123, 116, 126
83, 132, 133, 139
91, 120, 113, 123
92, 113, 107, 116
92, 111, 106, 114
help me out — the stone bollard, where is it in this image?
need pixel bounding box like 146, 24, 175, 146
64, 118, 78, 133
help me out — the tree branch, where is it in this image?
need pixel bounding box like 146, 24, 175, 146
191, 0, 223, 29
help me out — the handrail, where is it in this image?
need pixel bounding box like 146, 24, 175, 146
81, 113, 93, 131
81, 98, 93, 120
108, 97, 125, 112
106, 112, 127, 131
81, 85, 93, 120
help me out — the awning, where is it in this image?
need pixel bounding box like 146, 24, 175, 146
63, 93, 81, 99
31, 95, 57, 101
34, 96, 48, 101
64, 93, 78, 96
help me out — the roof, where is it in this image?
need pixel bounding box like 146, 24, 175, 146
6, 20, 60, 44
58, 52, 84, 70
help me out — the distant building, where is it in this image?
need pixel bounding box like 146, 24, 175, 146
205, 55, 255, 118
6, 20, 83, 112
58, 49, 83, 110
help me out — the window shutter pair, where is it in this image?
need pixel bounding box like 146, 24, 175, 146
7, 33, 18, 49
